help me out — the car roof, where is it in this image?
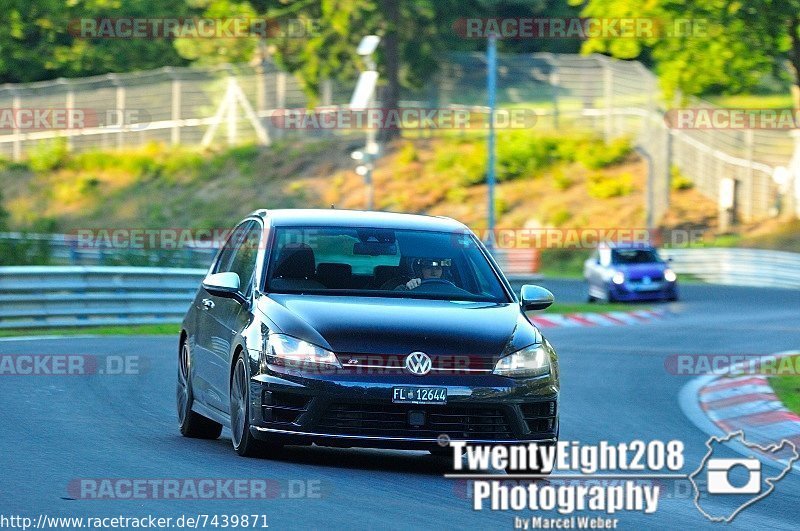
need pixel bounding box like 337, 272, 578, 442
251, 209, 469, 232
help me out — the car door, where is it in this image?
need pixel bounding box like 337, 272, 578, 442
203, 220, 262, 412
193, 221, 252, 411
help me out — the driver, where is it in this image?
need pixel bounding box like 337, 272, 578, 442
404, 258, 451, 290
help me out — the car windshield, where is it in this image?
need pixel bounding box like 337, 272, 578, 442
265, 227, 508, 302
611, 249, 662, 264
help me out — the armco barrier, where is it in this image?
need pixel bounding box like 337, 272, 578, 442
0, 266, 206, 329
0, 248, 797, 329
663, 248, 800, 289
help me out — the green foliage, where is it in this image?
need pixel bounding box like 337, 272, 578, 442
587, 172, 634, 198
671, 166, 694, 190
28, 138, 68, 172
575, 0, 800, 99
396, 142, 419, 164
432, 141, 486, 186
496, 132, 562, 181
0, 0, 190, 83
549, 208, 572, 226
552, 168, 573, 190
574, 137, 632, 170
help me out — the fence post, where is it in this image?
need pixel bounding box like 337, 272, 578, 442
226, 77, 238, 146
111, 75, 126, 150
275, 72, 286, 140
664, 128, 673, 212
10, 87, 22, 161
597, 56, 613, 141
321, 79, 332, 106
62, 79, 74, 153
169, 69, 181, 145
743, 129, 754, 220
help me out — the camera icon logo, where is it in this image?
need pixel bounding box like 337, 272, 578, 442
706, 458, 761, 495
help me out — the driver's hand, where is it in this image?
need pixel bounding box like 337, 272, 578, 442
405, 278, 422, 290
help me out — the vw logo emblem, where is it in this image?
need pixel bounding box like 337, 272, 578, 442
405, 352, 432, 376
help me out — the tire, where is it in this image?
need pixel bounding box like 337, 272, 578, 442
177, 341, 223, 439
230, 353, 281, 457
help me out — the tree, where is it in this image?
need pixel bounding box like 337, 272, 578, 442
572, 0, 800, 105
0, 0, 192, 83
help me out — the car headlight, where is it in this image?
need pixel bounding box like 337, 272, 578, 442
263, 333, 341, 369
611, 271, 625, 285
493, 344, 550, 378
664, 269, 677, 282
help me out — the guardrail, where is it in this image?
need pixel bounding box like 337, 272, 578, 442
662, 248, 800, 289
0, 266, 206, 329
0, 248, 796, 329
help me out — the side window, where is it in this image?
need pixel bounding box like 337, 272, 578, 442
227, 222, 262, 296
213, 223, 248, 274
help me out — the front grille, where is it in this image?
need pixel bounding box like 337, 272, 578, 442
521, 401, 557, 434
317, 402, 513, 439
336, 353, 496, 373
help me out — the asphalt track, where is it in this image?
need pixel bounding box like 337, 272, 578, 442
1, 281, 798, 530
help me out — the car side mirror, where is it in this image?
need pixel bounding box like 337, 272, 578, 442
203, 272, 242, 300
520, 284, 554, 312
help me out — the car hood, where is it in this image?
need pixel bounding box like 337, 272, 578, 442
258, 294, 539, 357
615, 263, 666, 280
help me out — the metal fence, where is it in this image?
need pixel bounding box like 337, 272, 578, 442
663, 248, 800, 289
1, 53, 797, 222
0, 232, 216, 268
0, 248, 796, 329
0, 266, 205, 329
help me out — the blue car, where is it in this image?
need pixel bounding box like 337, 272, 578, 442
583, 245, 678, 302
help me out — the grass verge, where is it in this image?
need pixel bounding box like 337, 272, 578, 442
539, 302, 650, 314
768, 355, 800, 416
0, 323, 180, 337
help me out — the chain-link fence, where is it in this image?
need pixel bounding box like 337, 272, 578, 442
1, 54, 796, 222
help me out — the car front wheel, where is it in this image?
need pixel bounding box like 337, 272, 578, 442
230, 353, 281, 457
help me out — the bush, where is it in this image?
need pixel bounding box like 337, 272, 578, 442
575, 136, 632, 170
671, 166, 694, 190
496, 132, 561, 181
28, 139, 69, 172
587, 172, 634, 198
396, 142, 419, 164
552, 168, 573, 190
549, 208, 572, 226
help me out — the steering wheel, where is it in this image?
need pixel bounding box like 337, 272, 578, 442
418, 278, 456, 287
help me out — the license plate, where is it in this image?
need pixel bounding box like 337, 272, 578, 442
392, 386, 447, 404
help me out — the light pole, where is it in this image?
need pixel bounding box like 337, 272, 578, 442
351, 35, 381, 210
486, 34, 497, 250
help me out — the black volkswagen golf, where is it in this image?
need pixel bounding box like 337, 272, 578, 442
178, 209, 559, 458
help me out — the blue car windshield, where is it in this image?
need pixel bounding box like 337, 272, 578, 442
612, 249, 662, 264
265, 227, 509, 302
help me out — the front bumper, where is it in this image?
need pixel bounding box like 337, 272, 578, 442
248, 368, 559, 450
609, 281, 677, 301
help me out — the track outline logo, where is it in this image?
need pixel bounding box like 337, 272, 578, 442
688, 430, 798, 523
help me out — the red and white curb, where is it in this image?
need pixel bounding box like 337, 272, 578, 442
680, 350, 800, 472
528, 308, 670, 328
